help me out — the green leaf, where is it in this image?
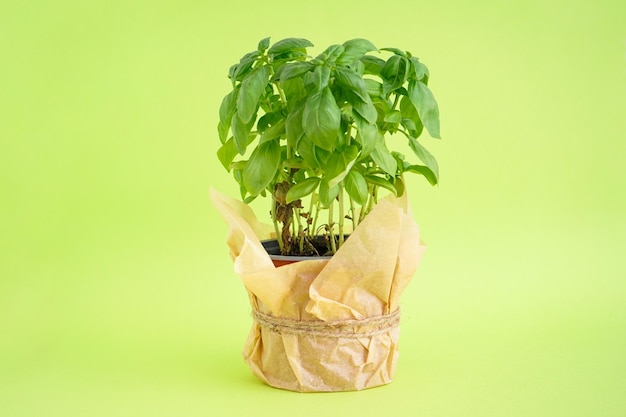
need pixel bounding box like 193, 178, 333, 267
282, 157, 305, 170
312, 65, 331, 90
353, 115, 379, 157
318, 44, 345, 63
292, 168, 307, 182
345, 92, 377, 125
243, 194, 257, 204
314, 145, 331, 165
325, 145, 359, 187
296, 135, 319, 168
285, 103, 304, 149
408, 136, 439, 181
217, 121, 229, 143
271, 50, 308, 64
393, 176, 405, 196
281, 77, 306, 107
364, 79, 383, 97
364, 175, 397, 195
257, 111, 282, 133
406, 164, 438, 186
392, 151, 406, 163
258, 37, 270, 52
372, 97, 392, 120
274, 61, 314, 82
261, 87, 280, 113
217, 138, 238, 170
395, 86, 409, 96
336, 38, 378, 65
384, 110, 402, 123
286, 177, 320, 203
334, 67, 377, 123
409, 56, 429, 82
344, 169, 368, 205
302, 87, 341, 151
318, 180, 340, 207
361, 55, 386, 75
231, 111, 253, 155
381, 55, 409, 95
370, 140, 397, 176
260, 120, 285, 144
231, 161, 247, 172
268, 38, 314, 57
408, 79, 440, 138
232, 166, 246, 201
243, 140, 280, 196
231, 51, 259, 81
334, 67, 369, 102
352, 97, 378, 125
218, 89, 238, 143
228, 63, 238, 81
349, 59, 365, 75
400, 95, 424, 138
380, 47, 407, 57
219, 89, 237, 126
237, 65, 270, 124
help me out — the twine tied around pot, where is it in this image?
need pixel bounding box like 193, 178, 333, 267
251, 309, 401, 339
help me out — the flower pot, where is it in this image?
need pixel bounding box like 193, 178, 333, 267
211, 189, 426, 392
261, 239, 333, 267
246, 299, 402, 392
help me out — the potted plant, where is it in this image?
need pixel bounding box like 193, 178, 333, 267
211, 37, 441, 392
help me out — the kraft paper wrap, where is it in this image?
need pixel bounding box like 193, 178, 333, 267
210, 188, 426, 392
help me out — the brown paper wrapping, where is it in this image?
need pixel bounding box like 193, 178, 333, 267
210, 189, 426, 392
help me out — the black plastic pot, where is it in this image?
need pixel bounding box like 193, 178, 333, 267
261, 239, 334, 267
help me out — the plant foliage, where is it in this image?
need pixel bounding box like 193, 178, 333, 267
217, 37, 441, 256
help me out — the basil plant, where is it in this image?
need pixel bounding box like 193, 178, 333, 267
217, 37, 440, 256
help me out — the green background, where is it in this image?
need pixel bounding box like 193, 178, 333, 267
1, 0, 625, 415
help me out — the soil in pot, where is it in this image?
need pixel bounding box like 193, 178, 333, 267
261, 235, 349, 267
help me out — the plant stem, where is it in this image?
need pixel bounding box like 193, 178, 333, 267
349, 197, 358, 230
311, 197, 320, 237
338, 186, 345, 248
297, 208, 305, 254
367, 186, 377, 214
292, 206, 298, 241
328, 201, 337, 254
307, 195, 315, 237
359, 186, 369, 224
271, 197, 283, 252
276, 82, 287, 105
391, 93, 400, 111
275, 82, 292, 158
398, 128, 412, 140
295, 205, 304, 253
360, 184, 377, 222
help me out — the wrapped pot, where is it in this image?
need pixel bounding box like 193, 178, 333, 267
211, 189, 426, 392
